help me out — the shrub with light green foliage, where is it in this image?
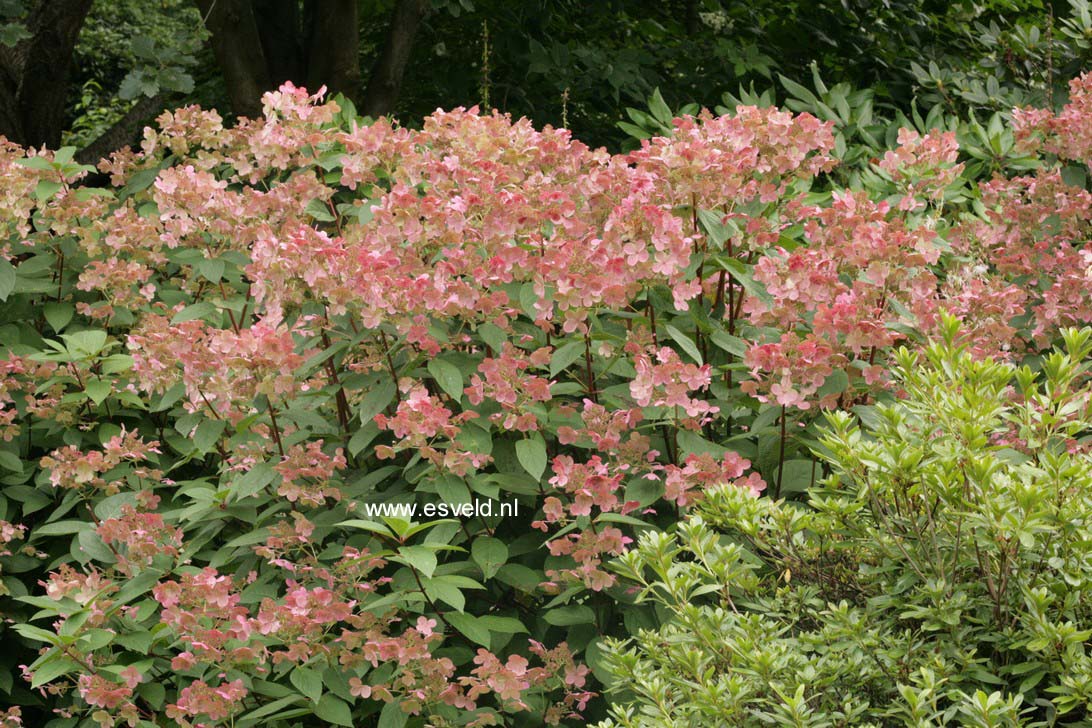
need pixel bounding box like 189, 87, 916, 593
598, 317, 1092, 727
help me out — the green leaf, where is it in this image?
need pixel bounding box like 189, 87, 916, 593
471, 536, 508, 579
664, 324, 703, 365
339, 519, 396, 539
236, 696, 304, 726
305, 198, 336, 222
196, 257, 225, 283
290, 666, 323, 703
545, 605, 595, 626
32, 520, 93, 536
710, 330, 748, 358
515, 434, 548, 481
550, 340, 585, 377
63, 330, 108, 359
171, 301, 217, 324
423, 576, 465, 611
378, 700, 408, 728
717, 256, 772, 306
496, 563, 541, 592
84, 379, 111, 406
77, 628, 114, 651
314, 694, 353, 727
30, 656, 81, 688
816, 368, 850, 398
347, 421, 380, 458
428, 358, 464, 401
648, 88, 673, 124
446, 612, 491, 647
77, 530, 116, 563
359, 379, 397, 425
398, 545, 437, 578
479, 615, 527, 634
43, 303, 74, 333
0, 449, 23, 472
696, 208, 731, 248
477, 322, 508, 352
230, 463, 277, 501
0, 257, 15, 303
193, 418, 227, 454
777, 459, 817, 494
35, 179, 61, 201
14, 624, 61, 645
15, 156, 53, 171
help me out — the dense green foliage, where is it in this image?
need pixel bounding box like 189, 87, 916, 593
600, 320, 1092, 726
7, 0, 1091, 151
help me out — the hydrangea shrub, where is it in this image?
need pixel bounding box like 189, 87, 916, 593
1, 71, 1092, 726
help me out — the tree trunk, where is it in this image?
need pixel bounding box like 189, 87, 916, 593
305, 0, 361, 103
0, 0, 93, 147
77, 92, 166, 165
361, 0, 429, 118
684, 0, 699, 36
254, 0, 305, 87
195, 0, 271, 119
0, 66, 23, 143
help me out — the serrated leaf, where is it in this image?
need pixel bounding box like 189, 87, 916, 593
710, 330, 747, 358
1, 258, 21, 301
32, 520, 92, 536
495, 563, 541, 592
718, 256, 772, 306
196, 257, 225, 283
77, 529, 116, 563
339, 519, 396, 538
236, 695, 303, 726
35, 179, 61, 201
423, 577, 465, 611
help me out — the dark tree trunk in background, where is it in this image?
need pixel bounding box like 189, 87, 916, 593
306, 0, 361, 101
361, 0, 429, 117
255, 0, 305, 87
0, 0, 93, 147
0, 0, 429, 159
76, 92, 166, 164
195, 0, 272, 119
196, 0, 429, 120
684, 0, 699, 36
